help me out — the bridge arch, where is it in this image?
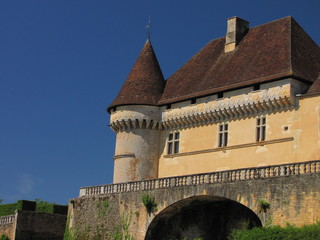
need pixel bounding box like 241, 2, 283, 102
145, 195, 262, 240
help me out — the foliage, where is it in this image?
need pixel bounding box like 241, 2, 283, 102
35, 199, 55, 213
258, 199, 271, 213
114, 212, 134, 240
63, 216, 73, 240
0, 199, 67, 216
0, 235, 9, 240
96, 199, 110, 218
228, 222, 320, 240
141, 194, 157, 216
0, 201, 23, 216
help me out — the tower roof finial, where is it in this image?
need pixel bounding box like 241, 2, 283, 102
146, 16, 151, 39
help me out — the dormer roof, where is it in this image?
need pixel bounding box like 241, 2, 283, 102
107, 39, 165, 112
159, 16, 320, 104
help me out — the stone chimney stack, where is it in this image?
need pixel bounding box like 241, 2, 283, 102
225, 17, 249, 52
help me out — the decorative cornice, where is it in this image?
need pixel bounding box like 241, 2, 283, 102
110, 86, 294, 132
161, 87, 293, 130
110, 119, 160, 133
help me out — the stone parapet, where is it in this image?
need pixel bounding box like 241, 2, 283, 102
0, 215, 15, 225
79, 160, 320, 196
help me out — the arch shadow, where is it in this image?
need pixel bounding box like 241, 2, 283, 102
145, 195, 261, 240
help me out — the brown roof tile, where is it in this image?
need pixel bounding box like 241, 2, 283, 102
307, 74, 320, 94
159, 16, 320, 105
107, 39, 165, 112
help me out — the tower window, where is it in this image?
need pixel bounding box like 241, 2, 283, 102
218, 123, 228, 147
167, 132, 180, 154
256, 117, 266, 142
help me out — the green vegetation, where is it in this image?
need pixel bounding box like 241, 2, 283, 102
258, 199, 271, 213
114, 212, 134, 240
63, 216, 73, 240
0, 235, 9, 240
229, 222, 320, 240
141, 194, 157, 216
0, 201, 23, 216
97, 199, 110, 218
0, 199, 67, 216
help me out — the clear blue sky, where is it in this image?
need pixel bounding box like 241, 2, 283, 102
0, 0, 319, 204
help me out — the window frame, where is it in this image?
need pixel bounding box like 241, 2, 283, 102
218, 123, 228, 147
256, 116, 266, 142
167, 132, 180, 154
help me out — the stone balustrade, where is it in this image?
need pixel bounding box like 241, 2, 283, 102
0, 215, 15, 225
79, 160, 320, 197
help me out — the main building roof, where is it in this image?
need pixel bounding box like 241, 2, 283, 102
159, 16, 320, 104
108, 16, 320, 111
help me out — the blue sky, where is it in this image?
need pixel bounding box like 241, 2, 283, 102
0, 0, 319, 204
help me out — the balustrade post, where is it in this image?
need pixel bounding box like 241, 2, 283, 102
187, 176, 192, 185
170, 178, 176, 187
204, 174, 209, 183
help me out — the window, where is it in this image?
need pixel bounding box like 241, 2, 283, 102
253, 84, 260, 91
167, 132, 180, 154
217, 92, 224, 99
218, 123, 228, 147
191, 98, 197, 104
256, 117, 266, 142
166, 104, 172, 110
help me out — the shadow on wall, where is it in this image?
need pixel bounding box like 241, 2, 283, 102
145, 195, 262, 240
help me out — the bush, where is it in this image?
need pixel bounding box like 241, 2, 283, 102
0, 199, 67, 216
141, 194, 157, 216
229, 222, 320, 240
0, 201, 24, 216
0, 234, 9, 240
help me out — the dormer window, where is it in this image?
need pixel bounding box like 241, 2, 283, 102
217, 92, 224, 99
253, 84, 260, 91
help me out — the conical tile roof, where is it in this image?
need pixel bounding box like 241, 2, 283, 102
107, 39, 165, 112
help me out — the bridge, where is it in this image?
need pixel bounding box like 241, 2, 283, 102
68, 160, 320, 240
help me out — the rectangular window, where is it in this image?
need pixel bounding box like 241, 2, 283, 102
218, 123, 228, 147
256, 117, 266, 142
167, 132, 180, 154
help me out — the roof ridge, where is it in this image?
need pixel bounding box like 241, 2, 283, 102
249, 16, 293, 30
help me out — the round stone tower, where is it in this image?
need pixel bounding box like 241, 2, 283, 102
107, 39, 165, 183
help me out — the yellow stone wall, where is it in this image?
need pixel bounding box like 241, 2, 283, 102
110, 78, 319, 181
158, 87, 319, 178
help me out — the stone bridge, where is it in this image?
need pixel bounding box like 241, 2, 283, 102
68, 160, 320, 240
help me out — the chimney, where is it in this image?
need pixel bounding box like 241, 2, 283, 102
225, 17, 249, 52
